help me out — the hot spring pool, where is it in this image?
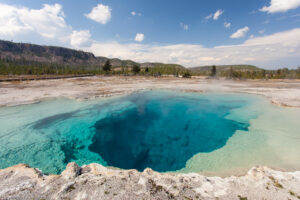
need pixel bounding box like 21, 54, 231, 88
0, 91, 300, 175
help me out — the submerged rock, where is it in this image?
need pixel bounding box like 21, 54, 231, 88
0, 163, 300, 200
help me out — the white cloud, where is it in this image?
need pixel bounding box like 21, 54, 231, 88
260, 0, 300, 13
131, 11, 142, 16
85, 4, 111, 24
204, 9, 224, 21
224, 22, 231, 28
135, 33, 144, 42
86, 28, 300, 69
131, 11, 142, 17
230, 26, 250, 39
259, 30, 265, 34
0, 3, 71, 42
0, 3, 93, 47
180, 23, 189, 30
205, 14, 213, 20
213, 10, 224, 20
70, 30, 91, 47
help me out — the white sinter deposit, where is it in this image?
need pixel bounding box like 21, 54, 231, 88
0, 76, 300, 108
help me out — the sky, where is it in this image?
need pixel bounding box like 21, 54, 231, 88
0, 0, 300, 69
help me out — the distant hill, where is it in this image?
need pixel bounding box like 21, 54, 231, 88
140, 62, 184, 69
190, 65, 263, 74
139, 62, 186, 75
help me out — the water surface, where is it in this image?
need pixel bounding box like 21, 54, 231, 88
0, 90, 299, 175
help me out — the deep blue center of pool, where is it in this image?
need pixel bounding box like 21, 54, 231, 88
88, 92, 248, 172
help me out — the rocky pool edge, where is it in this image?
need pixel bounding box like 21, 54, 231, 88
1, 162, 300, 199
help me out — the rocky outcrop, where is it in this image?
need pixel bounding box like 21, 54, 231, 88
0, 40, 138, 68
0, 163, 300, 200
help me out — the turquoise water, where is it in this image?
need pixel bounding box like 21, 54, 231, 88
0, 91, 300, 175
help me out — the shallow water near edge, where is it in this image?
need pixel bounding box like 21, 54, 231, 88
0, 90, 299, 176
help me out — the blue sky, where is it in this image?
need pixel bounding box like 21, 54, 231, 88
0, 0, 300, 68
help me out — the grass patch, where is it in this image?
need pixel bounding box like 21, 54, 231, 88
66, 184, 75, 192
269, 176, 283, 189
238, 195, 248, 200
148, 179, 164, 194
265, 186, 269, 190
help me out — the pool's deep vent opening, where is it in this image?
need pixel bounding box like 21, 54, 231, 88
88, 92, 249, 172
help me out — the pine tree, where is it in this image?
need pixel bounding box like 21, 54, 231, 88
103, 60, 111, 72
211, 65, 217, 77
132, 65, 141, 74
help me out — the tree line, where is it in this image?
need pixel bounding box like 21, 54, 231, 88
0, 59, 299, 79
195, 65, 300, 79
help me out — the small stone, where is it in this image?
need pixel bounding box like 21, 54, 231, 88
61, 162, 81, 179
